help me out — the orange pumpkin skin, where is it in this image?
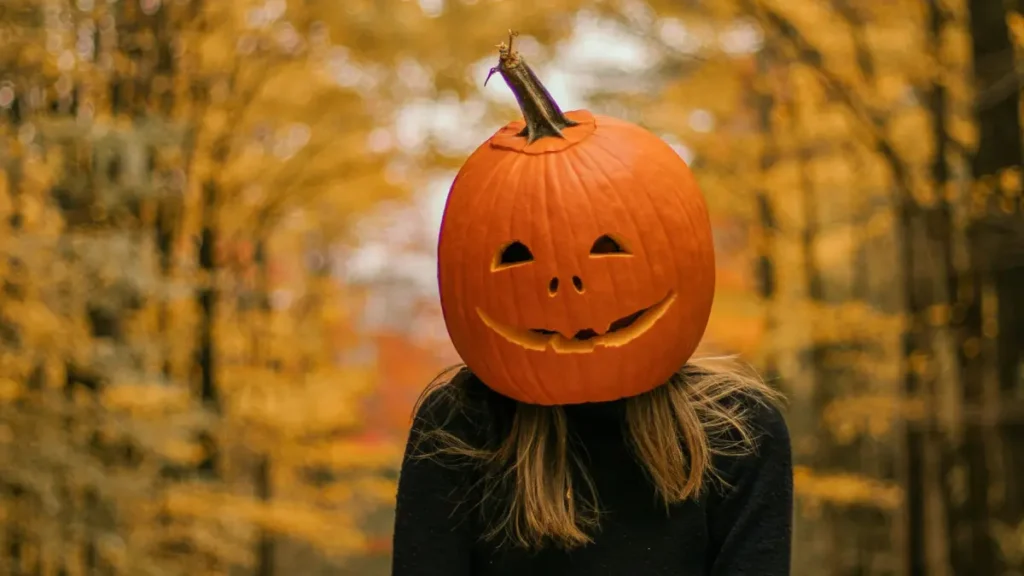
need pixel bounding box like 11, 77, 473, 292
437, 109, 716, 405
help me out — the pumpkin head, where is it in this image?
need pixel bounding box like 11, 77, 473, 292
437, 33, 715, 405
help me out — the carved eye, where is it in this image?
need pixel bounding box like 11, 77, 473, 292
493, 241, 534, 270
590, 234, 630, 256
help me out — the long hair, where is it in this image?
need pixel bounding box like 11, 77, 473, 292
410, 355, 785, 551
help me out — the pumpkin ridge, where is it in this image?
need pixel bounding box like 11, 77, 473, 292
448, 152, 533, 402
488, 153, 543, 403
586, 134, 686, 286
543, 151, 580, 402
508, 153, 556, 404
520, 156, 553, 400
565, 140, 658, 395
615, 134, 714, 293
568, 141, 656, 288
554, 150, 624, 318
591, 134, 716, 342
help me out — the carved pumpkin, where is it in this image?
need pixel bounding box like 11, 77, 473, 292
437, 32, 715, 405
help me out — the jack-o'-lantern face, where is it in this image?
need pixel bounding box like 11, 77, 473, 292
436, 35, 715, 405
437, 112, 716, 406
476, 234, 678, 355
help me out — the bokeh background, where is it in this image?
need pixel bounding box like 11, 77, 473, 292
1, 0, 1022, 574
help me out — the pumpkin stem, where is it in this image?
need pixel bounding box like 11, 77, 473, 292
485, 30, 578, 144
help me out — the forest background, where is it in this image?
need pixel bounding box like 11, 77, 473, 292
1, 0, 1022, 575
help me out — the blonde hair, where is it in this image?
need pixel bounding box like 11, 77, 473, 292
411, 355, 785, 550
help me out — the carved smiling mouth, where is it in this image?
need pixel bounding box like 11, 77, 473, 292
476, 292, 676, 354
529, 306, 649, 341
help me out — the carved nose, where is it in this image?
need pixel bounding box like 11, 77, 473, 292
572, 275, 584, 293
548, 276, 585, 295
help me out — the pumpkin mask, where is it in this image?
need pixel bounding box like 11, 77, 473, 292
437, 32, 715, 405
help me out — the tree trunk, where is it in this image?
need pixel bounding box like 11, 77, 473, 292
198, 179, 220, 410
196, 178, 221, 479
964, 0, 1024, 573
253, 237, 276, 576
255, 455, 275, 576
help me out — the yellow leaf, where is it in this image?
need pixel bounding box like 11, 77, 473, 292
0, 379, 21, 403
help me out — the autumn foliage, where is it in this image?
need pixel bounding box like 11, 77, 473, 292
1, 0, 1022, 575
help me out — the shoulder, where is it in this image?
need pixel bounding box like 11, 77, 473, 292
410, 367, 509, 446
676, 360, 791, 486
737, 391, 790, 448
709, 389, 792, 489
680, 361, 789, 451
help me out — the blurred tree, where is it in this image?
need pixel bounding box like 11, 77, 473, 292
3, 0, 1022, 574
530, 0, 1022, 573
0, 0, 418, 574
0, 0, 622, 573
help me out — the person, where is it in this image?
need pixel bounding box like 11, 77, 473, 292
391, 32, 793, 576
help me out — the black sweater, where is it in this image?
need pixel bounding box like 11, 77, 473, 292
391, 373, 793, 576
